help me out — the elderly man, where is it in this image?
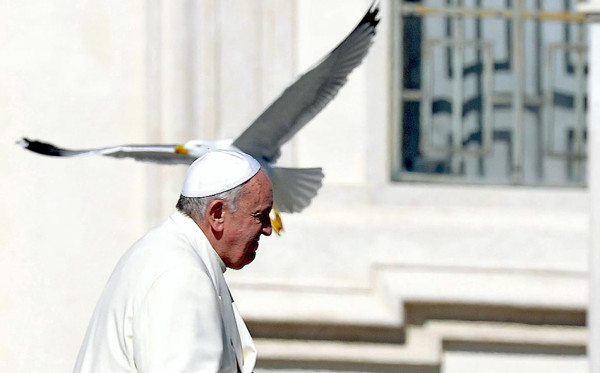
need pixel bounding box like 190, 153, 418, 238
74, 150, 273, 373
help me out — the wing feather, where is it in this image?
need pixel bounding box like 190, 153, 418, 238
18, 138, 197, 165
233, 3, 379, 162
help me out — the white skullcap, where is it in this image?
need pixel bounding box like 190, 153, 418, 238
181, 150, 261, 197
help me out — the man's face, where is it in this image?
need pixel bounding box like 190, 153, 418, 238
222, 170, 273, 269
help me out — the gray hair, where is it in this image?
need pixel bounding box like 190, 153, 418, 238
176, 183, 245, 220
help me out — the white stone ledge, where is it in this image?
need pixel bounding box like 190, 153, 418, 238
368, 183, 588, 211
254, 322, 586, 368
230, 264, 587, 327
425, 321, 587, 347
375, 264, 588, 310
255, 335, 439, 366
309, 183, 588, 212
232, 284, 399, 326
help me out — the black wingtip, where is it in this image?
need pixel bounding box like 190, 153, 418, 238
17, 137, 64, 156
363, 1, 381, 29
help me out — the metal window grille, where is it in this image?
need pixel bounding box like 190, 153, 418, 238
391, 0, 588, 186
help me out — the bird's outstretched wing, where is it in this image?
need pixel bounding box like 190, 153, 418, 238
232, 2, 380, 162
17, 138, 197, 165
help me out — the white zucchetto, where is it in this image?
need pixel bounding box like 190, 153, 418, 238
181, 150, 261, 197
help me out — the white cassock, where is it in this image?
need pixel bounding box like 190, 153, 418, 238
74, 211, 257, 373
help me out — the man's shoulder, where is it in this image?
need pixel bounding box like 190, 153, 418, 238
107, 220, 210, 291
125, 228, 207, 274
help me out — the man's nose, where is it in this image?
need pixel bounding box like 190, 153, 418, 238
263, 220, 272, 236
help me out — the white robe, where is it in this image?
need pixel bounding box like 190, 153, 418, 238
74, 212, 257, 373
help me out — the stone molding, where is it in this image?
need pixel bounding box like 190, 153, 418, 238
230, 264, 587, 370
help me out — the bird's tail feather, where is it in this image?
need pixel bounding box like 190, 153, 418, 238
270, 167, 324, 213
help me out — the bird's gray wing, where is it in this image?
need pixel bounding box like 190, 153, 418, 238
17, 138, 197, 165
232, 2, 379, 163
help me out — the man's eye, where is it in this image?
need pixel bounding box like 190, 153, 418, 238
253, 213, 268, 222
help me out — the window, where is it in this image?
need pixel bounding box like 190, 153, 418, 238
391, 0, 588, 186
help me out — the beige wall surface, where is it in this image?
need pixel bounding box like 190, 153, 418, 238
1, 1, 148, 372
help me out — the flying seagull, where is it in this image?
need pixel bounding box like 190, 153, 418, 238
19, 3, 380, 234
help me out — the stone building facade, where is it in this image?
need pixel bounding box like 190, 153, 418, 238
0, 1, 592, 372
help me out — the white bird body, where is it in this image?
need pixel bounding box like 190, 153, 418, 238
19, 3, 380, 232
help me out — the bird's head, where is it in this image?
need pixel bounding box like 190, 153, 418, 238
175, 140, 213, 158
178, 139, 235, 158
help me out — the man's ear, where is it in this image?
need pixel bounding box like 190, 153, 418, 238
207, 199, 225, 233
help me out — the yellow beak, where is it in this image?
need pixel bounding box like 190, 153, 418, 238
270, 205, 284, 235
175, 144, 189, 154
